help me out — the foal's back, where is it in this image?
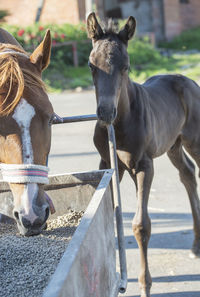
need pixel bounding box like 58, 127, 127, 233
134, 74, 200, 158
143, 74, 200, 140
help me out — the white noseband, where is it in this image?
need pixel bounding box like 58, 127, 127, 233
0, 163, 49, 184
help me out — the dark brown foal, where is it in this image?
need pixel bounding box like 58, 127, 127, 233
87, 12, 200, 297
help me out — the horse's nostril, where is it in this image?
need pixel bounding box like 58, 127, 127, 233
44, 207, 50, 221
22, 217, 32, 229
97, 105, 117, 123
13, 211, 19, 221
32, 218, 43, 229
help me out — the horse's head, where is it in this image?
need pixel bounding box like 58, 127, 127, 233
0, 30, 55, 236
87, 13, 136, 124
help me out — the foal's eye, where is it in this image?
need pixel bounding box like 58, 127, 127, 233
123, 65, 129, 72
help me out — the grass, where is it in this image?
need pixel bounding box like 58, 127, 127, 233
43, 66, 93, 92
130, 53, 200, 84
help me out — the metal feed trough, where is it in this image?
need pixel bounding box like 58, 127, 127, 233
0, 114, 127, 297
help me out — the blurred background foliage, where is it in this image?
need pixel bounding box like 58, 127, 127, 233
159, 26, 200, 51
0, 10, 10, 22
1, 22, 200, 92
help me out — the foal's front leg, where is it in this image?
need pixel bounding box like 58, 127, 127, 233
132, 157, 154, 297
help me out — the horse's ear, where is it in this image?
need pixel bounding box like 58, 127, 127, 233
87, 12, 103, 41
118, 16, 136, 44
30, 29, 51, 71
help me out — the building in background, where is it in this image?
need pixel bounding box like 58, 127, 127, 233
0, 0, 86, 26
105, 0, 200, 42
0, 0, 200, 42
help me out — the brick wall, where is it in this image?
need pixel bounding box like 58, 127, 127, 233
152, 0, 165, 42
0, 0, 38, 25
40, 0, 79, 24
163, 0, 182, 40
180, 0, 200, 31
78, 0, 86, 21
0, 0, 85, 26
164, 0, 200, 40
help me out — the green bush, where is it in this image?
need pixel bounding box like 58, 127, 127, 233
1, 22, 176, 90
2, 22, 88, 48
1, 22, 164, 68
128, 36, 164, 66
159, 26, 200, 51
1, 22, 91, 67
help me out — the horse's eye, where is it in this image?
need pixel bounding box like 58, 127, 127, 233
88, 61, 95, 71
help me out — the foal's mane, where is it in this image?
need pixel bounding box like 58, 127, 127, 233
103, 19, 118, 36
0, 44, 46, 116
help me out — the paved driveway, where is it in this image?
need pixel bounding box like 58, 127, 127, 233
49, 90, 200, 297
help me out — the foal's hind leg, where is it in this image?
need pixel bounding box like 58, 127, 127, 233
168, 137, 200, 257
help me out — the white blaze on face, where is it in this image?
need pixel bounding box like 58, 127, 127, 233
21, 183, 38, 223
12, 98, 38, 222
12, 98, 35, 163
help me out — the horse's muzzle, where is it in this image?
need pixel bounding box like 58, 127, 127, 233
97, 105, 117, 124
15, 205, 49, 236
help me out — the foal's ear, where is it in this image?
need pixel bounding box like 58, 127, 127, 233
30, 29, 51, 71
118, 16, 136, 44
87, 12, 103, 41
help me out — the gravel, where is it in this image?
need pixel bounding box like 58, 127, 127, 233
0, 210, 83, 297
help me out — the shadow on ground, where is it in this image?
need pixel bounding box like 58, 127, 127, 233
128, 274, 200, 283
128, 292, 200, 297
126, 291, 200, 297
120, 212, 193, 250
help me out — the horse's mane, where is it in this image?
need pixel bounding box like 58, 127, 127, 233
0, 44, 46, 116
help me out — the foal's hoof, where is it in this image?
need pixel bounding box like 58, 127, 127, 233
189, 243, 200, 259
141, 288, 151, 297
189, 250, 200, 259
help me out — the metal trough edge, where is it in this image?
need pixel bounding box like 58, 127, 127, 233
42, 168, 119, 297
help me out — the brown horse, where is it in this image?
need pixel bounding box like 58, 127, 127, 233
87, 13, 200, 297
0, 29, 55, 236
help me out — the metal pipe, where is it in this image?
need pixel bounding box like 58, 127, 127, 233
107, 124, 127, 293
52, 114, 97, 124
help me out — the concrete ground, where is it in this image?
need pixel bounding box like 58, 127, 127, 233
49, 90, 200, 297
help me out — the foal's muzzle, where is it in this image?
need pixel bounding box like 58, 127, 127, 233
97, 105, 117, 124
